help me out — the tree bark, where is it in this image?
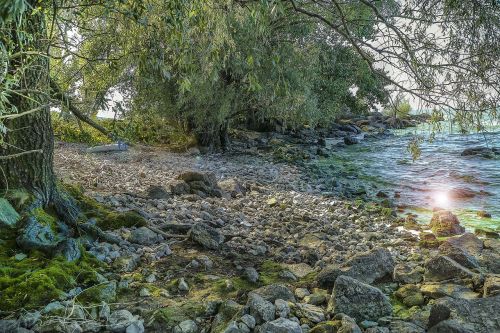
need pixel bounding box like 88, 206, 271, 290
0, 1, 55, 205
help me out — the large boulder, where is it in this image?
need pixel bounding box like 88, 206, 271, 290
428, 296, 500, 333
438, 242, 479, 269
318, 248, 394, 288
424, 256, 478, 283
189, 223, 224, 250
247, 293, 275, 324
329, 275, 392, 322
129, 227, 161, 245
429, 211, 465, 237
0, 198, 20, 228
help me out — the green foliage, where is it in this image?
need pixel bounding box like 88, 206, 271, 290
384, 98, 412, 119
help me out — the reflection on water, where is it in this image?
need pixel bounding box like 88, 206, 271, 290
322, 122, 500, 231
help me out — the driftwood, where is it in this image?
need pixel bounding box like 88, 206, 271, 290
86, 142, 128, 153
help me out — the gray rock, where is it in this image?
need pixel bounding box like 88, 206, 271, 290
429, 210, 465, 237
219, 178, 246, 198
438, 241, 479, 269
189, 223, 224, 250
19, 311, 40, 329
393, 263, 424, 284
107, 310, 135, 333
295, 288, 310, 299
244, 267, 259, 283
129, 227, 160, 245
113, 254, 140, 272
274, 299, 290, 318
65, 322, 83, 333
318, 248, 394, 288
173, 320, 198, 333
257, 318, 302, 333
240, 314, 256, 329
0, 198, 20, 228
146, 185, 169, 199
483, 274, 500, 297
291, 303, 325, 324
178, 278, 189, 292
388, 320, 425, 333
424, 256, 477, 282
251, 284, 296, 303
81, 321, 102, 333
0, 320, 19, 333
126, 321, 144, 333
247, 293, 276, 324
330, 275, 392, 322
169, 180, 191, 195
139, 287, 151, 297
42, 301, 65, 315
428, 319, 475, 333
429, 295, 500, 333
336, 314, 363, 333
57, 238, 81, 262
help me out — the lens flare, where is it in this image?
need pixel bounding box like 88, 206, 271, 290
432, 191, 450, 208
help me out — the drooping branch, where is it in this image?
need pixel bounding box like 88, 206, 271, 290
49, 78, 116, 140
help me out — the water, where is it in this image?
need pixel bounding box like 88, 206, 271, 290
318, 122, 500, 232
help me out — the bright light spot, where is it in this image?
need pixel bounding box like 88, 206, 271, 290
432, 191, 450, 208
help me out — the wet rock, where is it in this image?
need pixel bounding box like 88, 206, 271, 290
247, 293, 275, 324
483, 274, 500, 297
0, 198, 20, 227
461, 147, 500, 159
424, 256, 477, 282
318, 248, 394, 288
291, 303, 325, 324
329, 275, 392, 322
129, 227, 161, 245
429, 211, 465, 237
169, 180, 191, 195
257, 318, 302, 333
189, 223, 224, 249
251, 284, 296, 303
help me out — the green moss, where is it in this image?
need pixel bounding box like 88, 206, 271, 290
63, 183, 147, 230
294, 271, 319, 288
4, 189, 35, 211
309, 321, 341, 333
154, 301, 206, 327
0, 246, 103, 311
31, 207, 58, 232
259, 260, 285, 285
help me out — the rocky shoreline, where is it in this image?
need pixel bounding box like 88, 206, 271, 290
0, 133, 499, 333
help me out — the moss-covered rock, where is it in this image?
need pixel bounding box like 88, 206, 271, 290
309, 320, 341, 333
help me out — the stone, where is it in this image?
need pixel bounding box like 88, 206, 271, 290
344, 136, 360, 145
240, 314, 256, 329
483, 274, 500, 297
173, 320, 198, 333
393, 264, 424, 284
139, 287, 151, 297
211, 300, 242, 332
394, 284, 425, 307
81, 321, 102, 333
251, 284, 296, 302
189, 223, 224, 250
446, 233, 484, 255
129, 227, 160, 245
17, 216, 62, 252
329, 275, 392, 322
0, 320, 19, 333
429, 295, 500, 333
438, 242, 479, 269
461, 147, 500, 158
178, 278, 189, 292
247, 293, 276, 324
113, 254, 140, 272
42, 301, 65, 315
295, 288, 310, 299
169, 180, 190, 195
107, 310, 136, 333
424, 256, 477, 282
428, 303, 451, 328
267, 197, 278, 207
318, 248, 394, 288
291, 303, 325, 324
219, 178, 246, 198
275, 299, 290, 318
388, 320, 425, 333
19, 311, 40, 328
126, 321, 144, 333
244, 267, 259, 283
420, 283, 479, 299
0, 198, 20, 227
429, 211, 465, 237
257, 318, 302, 333
304, 293, 327, 306
428, 319, 475, 333
57, 238, 81, 262
99, 302, 111, 320
146, 185, 169, 199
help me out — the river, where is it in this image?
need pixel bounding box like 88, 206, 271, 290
317, 121, 500, 233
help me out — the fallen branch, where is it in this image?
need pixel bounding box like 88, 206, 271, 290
49, 78, 115, 140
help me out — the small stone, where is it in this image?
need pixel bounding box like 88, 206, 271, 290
139, 287, 151, 297
107, 310, 135, 333
267, 197, 278, 207
275, 299, 290, 318
244, 267, 259, 283
247, 293, 275, 324
130, 227, 160, 245
126, 321, 145, 333
240, 314, 256, 329
178, 278, 189, 292
291, 303, 325, 324
14, 253, 27, 261
145, 274, 156, 283
278, 270, 297, 281
173, 319, 197, 333
295, 288, 310, 299
189, 223, 224, 249
258, 318, 302, 333
99, 302, 111, 321
19, 311, 40, 328
394, 284, 425, 307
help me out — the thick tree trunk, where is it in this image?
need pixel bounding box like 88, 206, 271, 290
0, 2, 55, 205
